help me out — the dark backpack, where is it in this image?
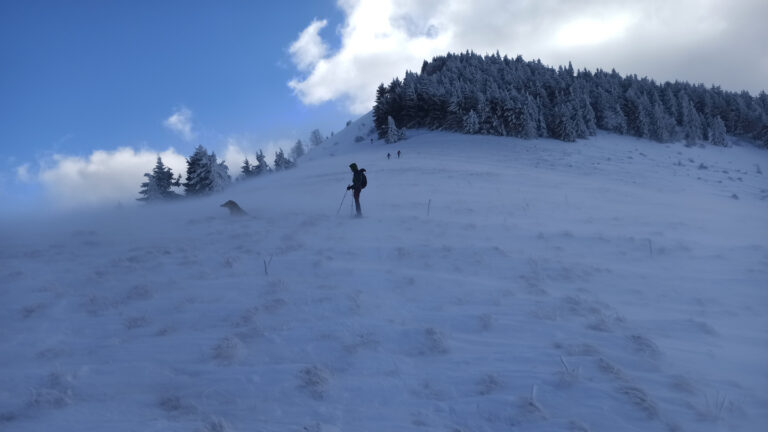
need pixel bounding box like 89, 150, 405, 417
360, 169, 367, 189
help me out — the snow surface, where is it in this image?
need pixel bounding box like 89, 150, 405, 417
2, 113, 767, 431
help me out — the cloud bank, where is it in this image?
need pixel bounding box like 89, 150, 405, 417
288, 0, 768, 114
17, 137, 295, 211
35, 147, 187, 209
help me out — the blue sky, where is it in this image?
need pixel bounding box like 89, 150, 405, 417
1, 0, 766, 215
0, 0, 346, 159
0, 0, 349, 213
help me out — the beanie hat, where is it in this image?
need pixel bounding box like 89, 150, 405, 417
349, 163, 358, 170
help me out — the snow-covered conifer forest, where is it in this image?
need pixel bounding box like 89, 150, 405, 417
374, 52, 768, 147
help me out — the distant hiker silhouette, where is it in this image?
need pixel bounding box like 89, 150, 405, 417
397, 150, 401, 158
346, 163, 367, 217
387, 153, 391, 159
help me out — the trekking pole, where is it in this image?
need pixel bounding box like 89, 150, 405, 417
336, 189, 349, 215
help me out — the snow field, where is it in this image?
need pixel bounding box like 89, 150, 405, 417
1, 114, 767, 431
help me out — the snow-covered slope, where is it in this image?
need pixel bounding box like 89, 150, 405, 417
2, 115, 767, 432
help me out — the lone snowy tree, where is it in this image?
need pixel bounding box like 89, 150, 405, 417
184, 145, 210, 195
386, 116, 405, 143
678, 93, 703, 146
373, 83, 389, 138
290, 139, 305, 161
309, 129, 324, 147
251, 150, 270, 176
184, 145, 231, 195
241, 158, 254, 178
463, 110, 480, 134
138, 156, 181, 202
709, 116, 727, 147
273, 148, 295, 171
549, 103, 577, 142
207, 153, 231, 192
138, 173, 162, 202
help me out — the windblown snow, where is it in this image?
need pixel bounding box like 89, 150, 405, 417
1, 113, 767, 431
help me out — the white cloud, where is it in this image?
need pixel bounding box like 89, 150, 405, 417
289, 19, 329, 71
36, 147, 187, 209
16, 135, 298, 210
554, 14, 635, 48
16, 163, 32, 183
289, 0, 768, 114
164, 106, 197, 141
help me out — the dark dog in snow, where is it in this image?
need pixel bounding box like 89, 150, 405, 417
220, 200, 248, 216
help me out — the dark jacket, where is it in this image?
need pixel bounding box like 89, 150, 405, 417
348, 163, 363, 191
351, 169, 363, 191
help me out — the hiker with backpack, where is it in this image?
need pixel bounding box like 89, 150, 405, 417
346, 163, 367, 217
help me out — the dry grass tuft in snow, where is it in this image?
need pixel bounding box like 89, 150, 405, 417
556, 355, 581, 388
698, 391, 733, 422
568, 419, 592, 431
123, 315, 150, 330
627, 334, 662, 360
476, 373, 503, 395
516, 384, 547, 422
198, 417, 232, 432
298, 365, 330, 400
27, 372, 75, 409
618, 385, 659, 419
421, 327, 449, 355
211, 336, 245, 365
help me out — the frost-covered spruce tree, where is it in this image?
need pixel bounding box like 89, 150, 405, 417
402, 73, 419, 126
570, 101, 589, 139
475, 95, 491, 134
386, 115, 405, 143
138, 156, 181, 202
602, 103, 628, 134
273, 148, 295, 171
578, 94, 597, 136
709, 116, 727, 146
309, 129, 324, 147
623, 88, 651, 139
446, 91, 464, 130
759, 126, 768, 148
184, 146, 230, 195
521, 95, 541, 138
661, 86, 679, 124
137, 171, 162, 202
251, 150, 270, 176
155, 157, 180, 193
503, 98, 525, 137
463, 110, 480, 134
184, 145, 212, 195
290, 139, 305, 161
207, 153, 231, 192
241, 158, 254, 178
682, 98, 703, 146
550, 103, 578, 142
373, 84, 389, 138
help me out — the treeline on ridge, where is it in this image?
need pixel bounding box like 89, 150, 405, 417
373, 52, 768, 147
